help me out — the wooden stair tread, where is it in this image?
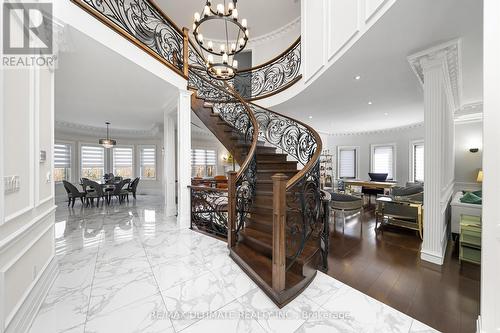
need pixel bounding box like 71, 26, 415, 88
240, 228, 319, 264
231, 243, 304, 288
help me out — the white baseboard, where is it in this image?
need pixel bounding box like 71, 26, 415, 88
420, 249, 445, 265
5, 256, 58, 333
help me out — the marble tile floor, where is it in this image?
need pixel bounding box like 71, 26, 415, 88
29, 195, 440, 333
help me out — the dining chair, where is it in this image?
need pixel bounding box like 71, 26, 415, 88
82, 179, 106, 207
110, 180, 129, 204
127, 177, 140, 199
62, 180, 86, 207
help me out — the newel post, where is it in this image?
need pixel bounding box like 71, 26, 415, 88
227, 171, 237, 248
272, 173, 287, 292
182, 27, 189, 77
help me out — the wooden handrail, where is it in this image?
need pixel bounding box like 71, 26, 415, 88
237, 37, 301, 73
222, 82, 259, 183
247, 101, 323, 191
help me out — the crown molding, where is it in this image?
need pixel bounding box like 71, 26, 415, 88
328, 122, 424, 137
247, 17, 300, 47
55, 120, 163, 139
455, 101, 483, 123
407, 39, 463, 110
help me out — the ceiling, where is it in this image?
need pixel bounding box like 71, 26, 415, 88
156, 0, 300, 39
55, 27, 178, 131
274, 0, 483, 134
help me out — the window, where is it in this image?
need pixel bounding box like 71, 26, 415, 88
371, 144, 396, 180
113, 147, 134, 178
140, 146, 156, 179
337, 147, 358, 179
411, 142, 424, 182
81, 145, 105, 181
191, 149, 216, 177
54, 143, 71, 182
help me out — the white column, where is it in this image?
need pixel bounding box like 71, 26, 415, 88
176, 89, 192, 228
420, 55, 452, 265
480, 1, 500, 331
164, 112, 176, 217
408, 41, 459, 266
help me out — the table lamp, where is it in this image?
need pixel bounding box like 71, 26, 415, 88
476, 170, 483, 183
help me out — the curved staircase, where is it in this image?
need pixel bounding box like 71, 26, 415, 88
71, 0, 330, 308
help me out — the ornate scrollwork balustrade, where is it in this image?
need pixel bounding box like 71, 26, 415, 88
234, 38, 302, 101
187, 68, 259, 240
190, 186, 228, 238
72, 0, 186, 77
246, 102, 324, 270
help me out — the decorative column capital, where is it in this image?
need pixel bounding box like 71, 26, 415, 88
407, 39, 462, 109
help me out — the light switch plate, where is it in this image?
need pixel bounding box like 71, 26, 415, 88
4, 176, 20, 194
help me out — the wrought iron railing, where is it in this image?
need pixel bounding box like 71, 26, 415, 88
234, 38, 302, 101
190, 186, 228, 238
72, 0, 187, 77
188, 68, 259, 243
246, 102, 323, 271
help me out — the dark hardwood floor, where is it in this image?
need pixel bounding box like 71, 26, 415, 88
325, 208, 480, 333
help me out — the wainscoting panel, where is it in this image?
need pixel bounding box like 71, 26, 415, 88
364, 0, 389, 23
328, 0, 359, 60
303, 0, 326, 82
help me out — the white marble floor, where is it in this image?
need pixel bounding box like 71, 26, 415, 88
28, 195, 439, 333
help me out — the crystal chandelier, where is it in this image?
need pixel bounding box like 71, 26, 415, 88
193, 1, 249, 80
99, 122, 116, 148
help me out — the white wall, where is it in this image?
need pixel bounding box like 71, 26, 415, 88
1, 66, 57, 333
454, 120, 483, 191
327, 124, 424, 185
54, 131, 164, 203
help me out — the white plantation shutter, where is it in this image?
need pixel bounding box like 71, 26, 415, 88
81, 145, 104, 169
54, 143, 71, 168
414, 144, 424, 182
372, 145, 394, 179
113, 147, 133, 168
339, 148, 356, 178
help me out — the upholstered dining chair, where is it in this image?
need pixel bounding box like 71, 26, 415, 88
110, 180, 129, 204
62, 180, 86, 207
82, 179, 106, 207
127, 178, 140, 199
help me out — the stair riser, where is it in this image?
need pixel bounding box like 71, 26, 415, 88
256, 162, 298, 170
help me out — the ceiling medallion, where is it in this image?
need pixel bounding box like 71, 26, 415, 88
193, 1, 249, 80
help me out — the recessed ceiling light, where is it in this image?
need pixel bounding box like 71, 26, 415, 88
354, 75, 361, 80
308, 115, 313, 119
384, 112, 389, 116
368, 101, 373, 105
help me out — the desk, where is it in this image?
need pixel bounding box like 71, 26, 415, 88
343, 180, 398, 194
375, 196, 423, 239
